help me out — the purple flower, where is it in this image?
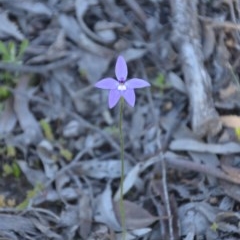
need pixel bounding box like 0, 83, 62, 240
95, 56, 151, 108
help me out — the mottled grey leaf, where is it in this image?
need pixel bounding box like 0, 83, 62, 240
37, 140, 58, 179
74, 159, 132, 179
14, 75, 43, 145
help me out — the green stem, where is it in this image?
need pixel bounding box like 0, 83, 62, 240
119, 97, 126, 239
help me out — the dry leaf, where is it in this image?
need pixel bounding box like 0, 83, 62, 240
59, 14, 113, 57
0, 97, 17, 134
37, 140, 58, 179
0, 12, 24, 40
114, 164, 140, 201
166, 72, 187, 94
33, 187, 79, 205
220, 115, 240, 128
94, 184, 121, 231
94, 21, 117, 44
220, 180, 240, 203
215, 211, 240, 234
14, 75, 43, 145
116, 228, 152, 240
183, 231, 195, 240
113, 200, 158, 230
221, 164, 240, 180
129, 107, 145, 149
75, 159, 132, 179
179, 202, 218, 236
17, 160, 48, 186
121, 48, 147, 62
55, 173, 71, 200
76, 0, 117, 44
77, 51, 111, 83
202, 23, 215, 60
78, 194, 92, 239
219, 83, 238, 99
114, 157, 159, 201
0, 214, 37, 234
63, 120, 81, 138
170, 139, 240, 154
60, 207, 77, 225
8, 1, 52, 16
27, 30, 66, 65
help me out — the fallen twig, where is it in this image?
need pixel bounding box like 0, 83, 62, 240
160, 153, 174, 240
164, 153, 240, 185
0, 52, 81, 74
199, 15, 240, 31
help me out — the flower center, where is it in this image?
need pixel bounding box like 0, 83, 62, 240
118, 83, 127, 91
119, 78, 125, 83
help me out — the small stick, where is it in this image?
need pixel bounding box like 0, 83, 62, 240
160, 153, 174, 240
165, 155, 240, 185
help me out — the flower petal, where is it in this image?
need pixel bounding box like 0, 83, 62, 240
122, 89, 135, 107
109, 89, 121, 108
115, 56, 128, 81
126, 78, 151, 89
95, 78, 118, 89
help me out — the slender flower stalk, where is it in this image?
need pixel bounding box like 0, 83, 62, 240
119, 97, 126, 238
95, 56, 150, 239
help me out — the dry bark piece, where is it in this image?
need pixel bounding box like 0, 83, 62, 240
170, 0, 222, 137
